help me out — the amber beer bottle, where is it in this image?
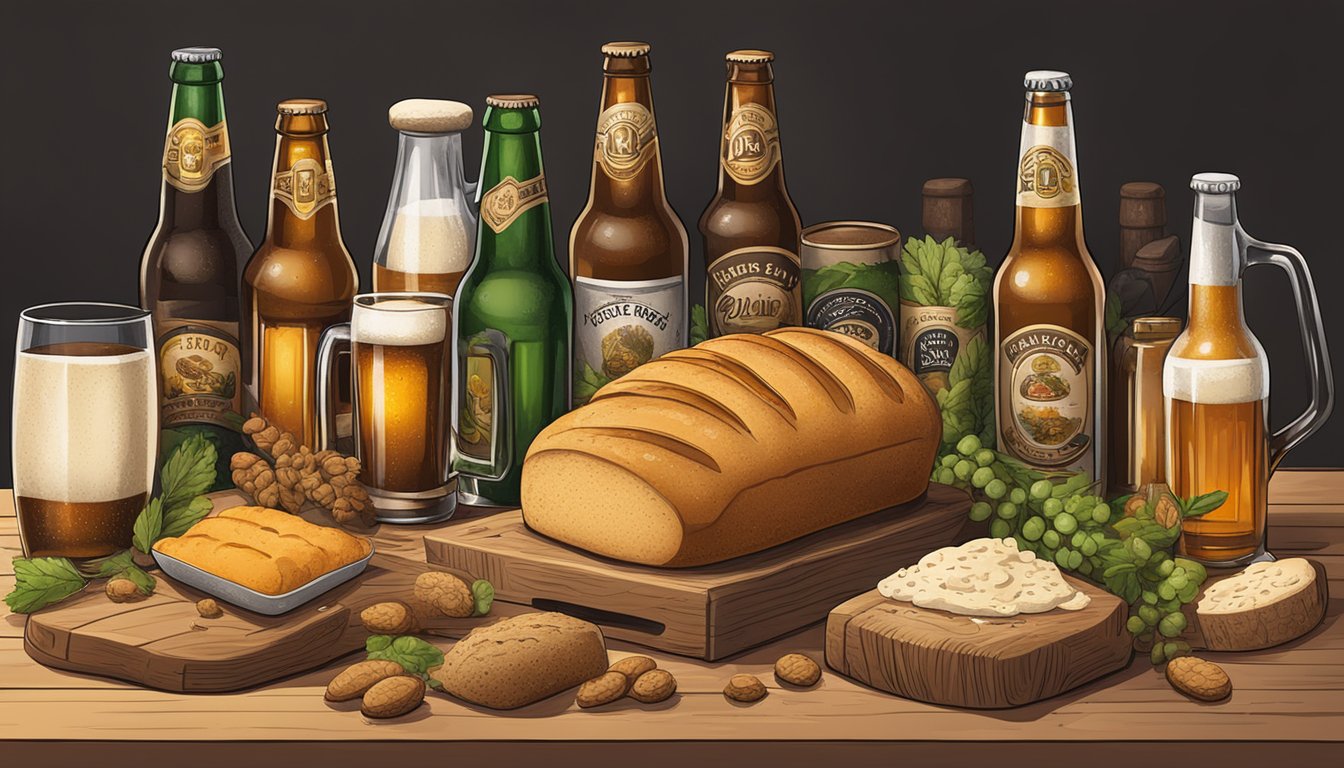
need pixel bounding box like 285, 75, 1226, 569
993, 71, 1106, 481
141, 48, 252, 488
699, 49, 803, 338
242, 99, 359, 448
570, 42, 688, 404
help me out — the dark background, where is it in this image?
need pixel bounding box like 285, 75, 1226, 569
2, 0, 1341, 482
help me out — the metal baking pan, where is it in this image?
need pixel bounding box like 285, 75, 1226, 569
152, 542, 374, 616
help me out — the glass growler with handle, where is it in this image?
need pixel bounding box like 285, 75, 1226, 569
993, 71, 1107, 483
141, 47, 252, 488
1165, 173, 1334, 565
570, 41, 688, 405
699, 49, 803, 338
242, 99, 359, 448
453, 95, 572, 508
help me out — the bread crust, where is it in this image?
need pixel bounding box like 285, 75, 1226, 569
522, 328, 940, 567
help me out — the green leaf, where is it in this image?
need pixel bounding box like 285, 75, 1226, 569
80, 549, 137, 580
132, 498, 164, 554
1182, 491, 1228, 519
161, 496, 214, 539
119, 563, 157, 595
573, 362, 613, 407
160, 433, 218, 511
5, 557, 86, 614
689, 304, 709, 346
471, 579, 495, 616
367, 635, 445, 676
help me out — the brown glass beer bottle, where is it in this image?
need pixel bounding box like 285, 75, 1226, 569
993, 71, 1106, 482
699, 49, 802, 338
242, 99, 358, 448
570, 42, 689, 404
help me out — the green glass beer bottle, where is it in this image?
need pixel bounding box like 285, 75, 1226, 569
140, 47, 253, 489
453, 94, 572, 507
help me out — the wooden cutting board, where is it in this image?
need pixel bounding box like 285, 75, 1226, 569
424, 483, 972, 660
22, 492, 514, 692
825, 575, 1131, 709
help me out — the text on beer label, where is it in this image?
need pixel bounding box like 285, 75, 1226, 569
806, 289, 896, 355
163, 117, 231, 193
998, 323, 1094, 470
1016, 124, 1078, 209
272, 157, 337, 220
573, 275, 685, 404
157, 323, 243, 430
721, 103, 781, 185
481, 173, 549, 234
707, 247, 801, 336
595, 103, 659, 181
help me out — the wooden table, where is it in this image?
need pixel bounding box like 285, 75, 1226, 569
2, 471, 1341, 767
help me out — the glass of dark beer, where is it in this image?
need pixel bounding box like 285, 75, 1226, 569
316, 293, 455, 523
13, 303, 158, 560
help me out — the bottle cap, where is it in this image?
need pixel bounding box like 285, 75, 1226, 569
388, 99, 473, 133
277, 98, 328, 115
726, 49, 774, 64
602, 41, 650, 57
1191, 172, 1241, 193
172, 47, 221, 63
486, 94, 539, 109
1024, 70, 1072, 91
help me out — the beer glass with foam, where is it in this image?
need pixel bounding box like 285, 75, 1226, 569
12, 303, 158, 560
316, 293, 455, 523
1164, 173, 1333, 565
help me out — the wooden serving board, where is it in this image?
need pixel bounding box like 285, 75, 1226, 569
22, 492, 514, 693
424, 483, 971, 660
825, 575, 1131, 709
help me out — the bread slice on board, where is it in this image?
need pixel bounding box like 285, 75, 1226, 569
1195, 557, 1327, 651
521, 328, 941, 567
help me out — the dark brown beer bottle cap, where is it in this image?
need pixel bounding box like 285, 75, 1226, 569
486, 94, 539, 109
601, 41, 650, 57
726, 49, 774, 63
277, 98, 328, 115
1119, 182, 1166, 228
172, 47, 221, 63
921, 178, 976, 248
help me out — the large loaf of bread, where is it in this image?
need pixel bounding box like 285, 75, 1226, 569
521, 328, 941, 567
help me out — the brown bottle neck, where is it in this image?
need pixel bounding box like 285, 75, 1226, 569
716, 69, 788, 198
265, 129, 345, 249
1012, 91, 1085, 251
589, 58, 669, 206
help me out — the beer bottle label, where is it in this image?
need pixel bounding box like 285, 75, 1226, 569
595, 103, 658, 181
899, 304, 986, 392
998, 324, 1095, 471
481, 173, 549, 234
273, 157, 337, 220
572, 275, 686, 404
707, 247, 802, 336
163, 117, 231, 193
1016, 124, 1078, 209
721, 103, 781, 185
158, 323, 243, 430
458, 349, 498, 461
806, 289, 897, 355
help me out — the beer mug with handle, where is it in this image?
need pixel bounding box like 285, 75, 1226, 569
1164, 173, 1334, 566
316, 293, 456, 524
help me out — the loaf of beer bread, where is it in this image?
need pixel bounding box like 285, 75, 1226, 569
153, 506, 370, 594
521, 328, 941, 567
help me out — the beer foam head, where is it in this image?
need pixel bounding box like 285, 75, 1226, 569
12, 348, 157, 502
384, 199, 472, 275
1164, 355, 1268, 404
353, 298, 447, 346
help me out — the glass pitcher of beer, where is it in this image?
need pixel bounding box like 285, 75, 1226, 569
1164, 173, 1334, 565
